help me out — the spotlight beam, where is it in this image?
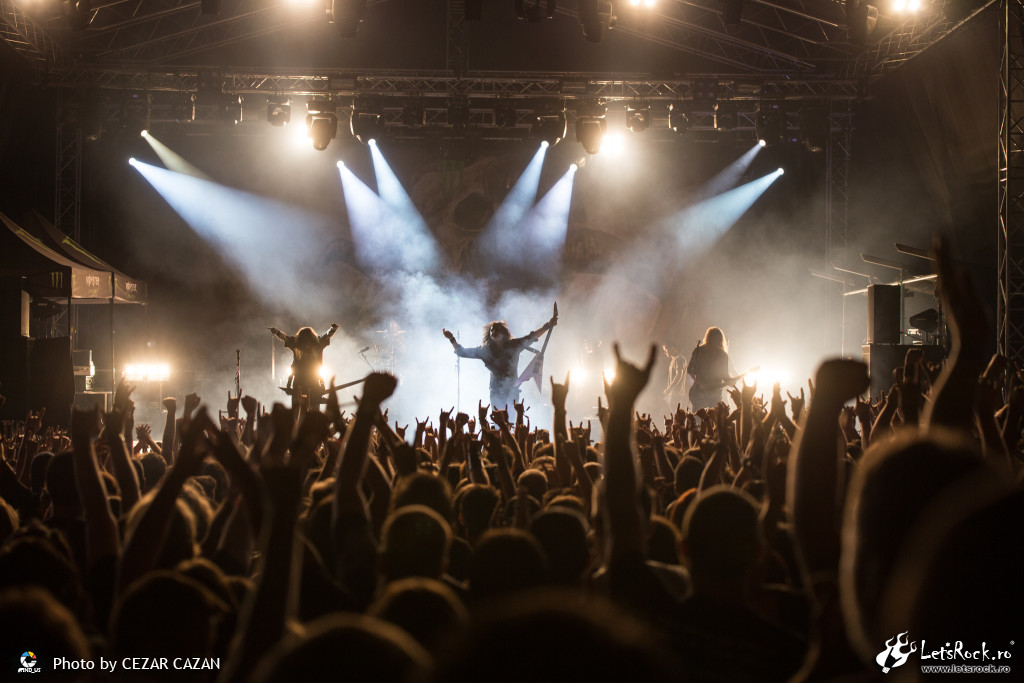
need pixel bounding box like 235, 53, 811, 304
129, 160, 333, 310
140, 131, 211, 179
508, 163, 577, 274
366, 140, 440, 272
476, 142, 549, 263
670, 168, 785, 254
338, 162, 439, 273
700, 143, 764, 199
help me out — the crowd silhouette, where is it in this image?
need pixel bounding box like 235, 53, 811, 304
0, 237, 1019, 682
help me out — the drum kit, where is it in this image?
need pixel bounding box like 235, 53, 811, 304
360, 320, 406, 374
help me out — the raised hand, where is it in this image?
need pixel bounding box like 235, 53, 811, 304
606, 343, 657, 408
100, 409, 126, 441
442, 328, 456, 343
114, 378, 136, 413
439, 406, 454, 431
786, 388, 805, 422
184, 392, 201, 417
814, 359, 870, 405
227, 392, 241, 419
241, 395, 258, 416
490, 407, 510, 428
512, 399, 528, 425
25, 407, 45, 434
362, 372, 398, 406
550, 372, 570, 412
478, 400, 489, 426
135, 423, 153, 443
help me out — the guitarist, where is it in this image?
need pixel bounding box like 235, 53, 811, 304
687, 326, 735, 410
443, 304, 558, 409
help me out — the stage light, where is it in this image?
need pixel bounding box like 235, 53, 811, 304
576, 116, 607, 154
309, 116, 338, 150
533, 111, 567, 146
219, 94, 243, 125
307, 99, 338, 151
515, 0, 556, 22
714, 101, 736, 131
329, 0, 367, 37
759, 139, 767, 147
267, 96, 291, 126
777, 167, 785, 174
170, 93, 196, 123
128, 157, 136, 165
602, 131, 623, 156
570, 163, 578, 172
668, 102, 689, 134
140, 130, 148, 137
625, 105, 650, 133
893, 0, 906, 8
124, 363, 171, 382
578, 0, 616, 42
63, 0, 94, 30
752, 366, 792, 388
351, 111, 384, 144
337, 161, 344, 168
318, 365, 332, 381
846, 0, 878, 45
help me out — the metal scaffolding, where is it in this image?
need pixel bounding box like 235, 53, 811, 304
825, 105, 853, 355
54, 91, 82, 243
998, 0, 1024, 365
446, 0, 468, 78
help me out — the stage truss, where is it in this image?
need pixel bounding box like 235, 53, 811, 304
0, 0, 999, 357
999, 0, 1024, 366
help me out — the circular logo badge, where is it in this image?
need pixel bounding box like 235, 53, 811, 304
20, 652, 37, 669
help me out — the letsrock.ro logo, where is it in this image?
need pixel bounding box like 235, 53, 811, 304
18, 651, 41, 674
877, 632, 917, 673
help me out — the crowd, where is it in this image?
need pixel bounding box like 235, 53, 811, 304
0, 236, 1019, 683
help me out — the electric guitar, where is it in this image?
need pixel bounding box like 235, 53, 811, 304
515, 302, 557, 392
687, 366, 759, 409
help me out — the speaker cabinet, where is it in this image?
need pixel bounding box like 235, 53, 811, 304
28, 337, 74, 427
0, 336, 31, 420
867, 284, 901, 344
861, 344, 947, 397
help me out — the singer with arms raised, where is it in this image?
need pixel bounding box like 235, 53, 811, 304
443, 305, 557, 409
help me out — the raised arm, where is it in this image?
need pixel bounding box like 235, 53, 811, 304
118, 411, 214, 591
788, 359, 869, 578
332, 373, 397, 603
221, 411, 325, 683
603, 343, 657, 561
101, 409, 141, 514
71, 407, 120, 568
922, 237, 989, 432
320, 322, 340, 344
